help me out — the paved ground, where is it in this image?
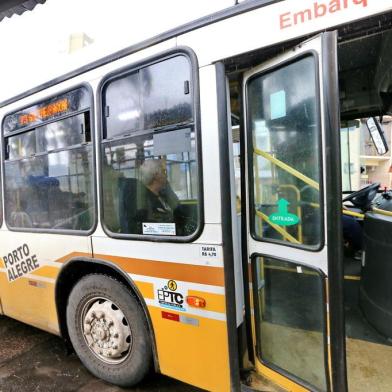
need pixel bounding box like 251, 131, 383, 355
0, 315, 201, 392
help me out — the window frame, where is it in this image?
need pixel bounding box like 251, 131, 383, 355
97, 47, 204, 242
246, 51, 325, 252
1, 83, 97, 235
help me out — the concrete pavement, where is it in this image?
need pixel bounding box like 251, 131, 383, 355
0, 316, 200, 392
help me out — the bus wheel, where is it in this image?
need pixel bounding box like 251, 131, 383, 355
66, 274, 152, 387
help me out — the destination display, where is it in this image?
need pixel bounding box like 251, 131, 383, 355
3, 86, 90, 134
18, 98, 69, 126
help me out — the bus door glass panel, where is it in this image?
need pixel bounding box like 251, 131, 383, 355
248, 56, 321, 247
245, 38, 328, 391
253, 257, 326, 391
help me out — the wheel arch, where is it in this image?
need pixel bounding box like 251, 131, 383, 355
55, 257, 159, 371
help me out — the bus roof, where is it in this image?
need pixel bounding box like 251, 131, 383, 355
0, 0, 280, 108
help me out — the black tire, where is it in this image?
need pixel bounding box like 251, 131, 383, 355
66, 274, 152, 387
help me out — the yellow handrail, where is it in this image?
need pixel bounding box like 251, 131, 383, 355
373, 207, 392, 217
343, 209, 365, 219
254, 148, 319, 191
255, 148, 392, 221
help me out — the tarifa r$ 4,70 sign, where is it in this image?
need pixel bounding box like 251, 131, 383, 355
268, 198, 300, 226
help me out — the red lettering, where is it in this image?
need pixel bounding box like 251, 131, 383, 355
280, 0, 368, 30
293, 9, 312, 25
314, 2, 327, 18
329, 0, 341, 13
353, 0, 367, 7
280, 12, 291, 29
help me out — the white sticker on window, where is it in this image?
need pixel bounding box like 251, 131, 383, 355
153, 128, 191, 156
270, 90, 286, 120
142, 222, 176, 236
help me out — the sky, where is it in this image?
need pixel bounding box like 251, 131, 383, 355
0, 0, 236, 101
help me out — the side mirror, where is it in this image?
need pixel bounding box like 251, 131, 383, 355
366, 117, 389, 155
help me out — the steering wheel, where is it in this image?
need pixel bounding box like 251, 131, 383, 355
343, 182, 380, 211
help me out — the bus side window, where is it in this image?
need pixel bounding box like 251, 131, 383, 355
101, 55, 199, 238
3, 89, 95, 232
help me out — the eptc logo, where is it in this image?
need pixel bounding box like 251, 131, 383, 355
157, 280, 185, 311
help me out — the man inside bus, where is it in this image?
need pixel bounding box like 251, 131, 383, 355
139, 159, 179, 224
120, 158, 197, 236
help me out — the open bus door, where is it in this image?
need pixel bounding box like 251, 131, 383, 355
242, 32, 345, 391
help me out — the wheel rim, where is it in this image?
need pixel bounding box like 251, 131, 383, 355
81, 296, 132, 364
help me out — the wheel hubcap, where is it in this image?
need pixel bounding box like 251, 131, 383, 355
82, 298, 132, 364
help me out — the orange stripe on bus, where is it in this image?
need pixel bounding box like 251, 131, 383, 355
31, 266, 59, 279
96, 254, 225, 287
55, 252, 225, 287
55, 252, 88, 264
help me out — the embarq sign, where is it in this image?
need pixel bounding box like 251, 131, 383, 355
280, 0, 369, 30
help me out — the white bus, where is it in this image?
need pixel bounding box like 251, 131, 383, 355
0, 1, 392, 391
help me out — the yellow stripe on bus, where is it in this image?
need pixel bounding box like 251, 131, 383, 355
134, 281, 155, 299
148, 305, 230, 392
31, 266, 60, 279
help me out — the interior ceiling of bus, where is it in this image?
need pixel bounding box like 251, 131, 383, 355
0, 0, 45, 22
339, 28, 392, 121
226, 11, 392, 124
